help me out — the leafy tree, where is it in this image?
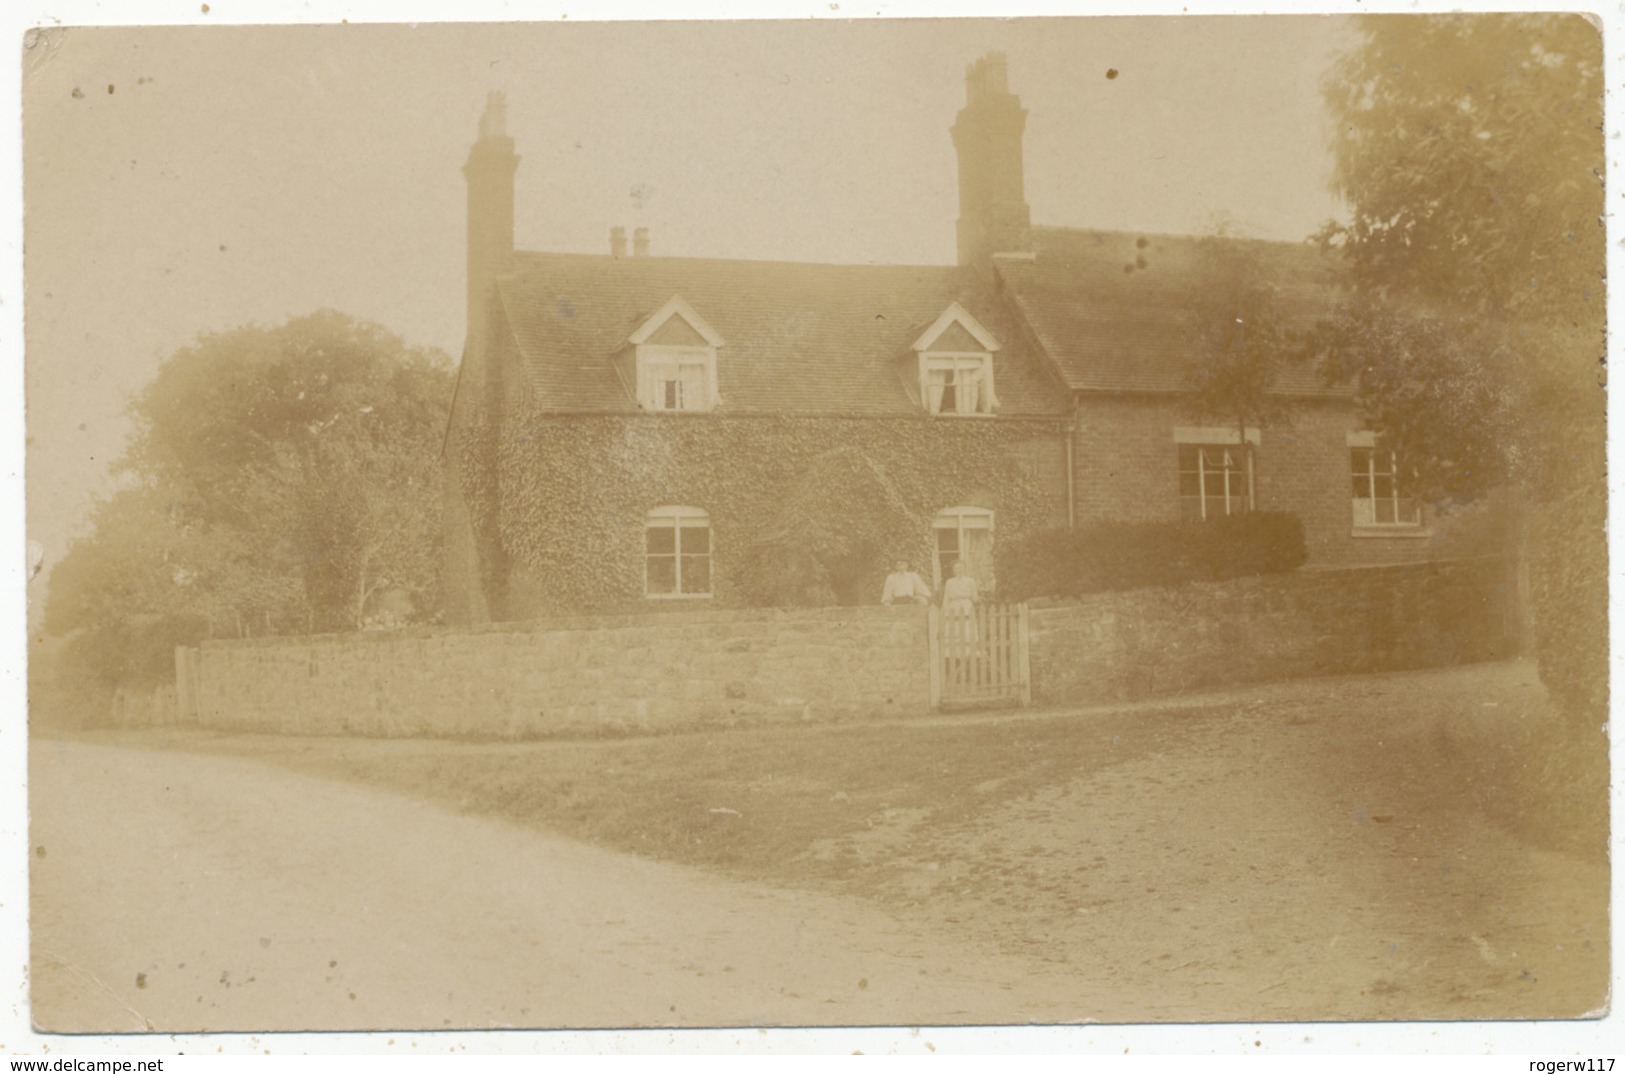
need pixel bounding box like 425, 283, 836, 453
1313, 13, 1604, 500
1308, 304, 1525, 506
1181, 230, 1297, 444
1313, 14, 1606, 743
1322, 14, 1603, 327
44, 311, 454, 682
41, 486, 217, 690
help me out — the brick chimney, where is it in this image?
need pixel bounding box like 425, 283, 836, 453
633, 227, 650, 257
463, 92, 520, 346
610, 226, 627, 258
950, 52, 1032, 266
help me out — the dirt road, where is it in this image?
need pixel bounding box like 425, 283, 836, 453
29, 737, 1092, 1033
30, 662, 1610, 1031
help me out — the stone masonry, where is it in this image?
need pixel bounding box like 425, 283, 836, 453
164, 558, 1519, 739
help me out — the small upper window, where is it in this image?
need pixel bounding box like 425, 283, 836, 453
639, 348, 712, 412
924, 355, 993, 415
645, 506, 712, 598
913, 302, 1000, 417
628, 296, 724, 413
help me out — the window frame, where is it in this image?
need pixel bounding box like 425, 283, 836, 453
932, 505, 995, 589
1348, 432, 1425, 535
1174, 428, 1258, 522
920, 350, 997, 417
636, 344, 718, 414
627, 297, 725, 414
643, 505, 713, 599
911, 302, 1002, 418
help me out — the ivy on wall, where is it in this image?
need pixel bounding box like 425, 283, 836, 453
454, 408, 1062, 618
744, 446, 928, 607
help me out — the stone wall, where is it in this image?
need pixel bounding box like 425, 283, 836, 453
189, 605, 932, 739
169, 558, 1517, 739
1027, 556, 1519, 705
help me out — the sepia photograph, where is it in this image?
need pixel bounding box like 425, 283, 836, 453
15, 4, 1612, 1045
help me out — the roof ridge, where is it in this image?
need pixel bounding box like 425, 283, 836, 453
510, 248, 962, 273
1032, 223, 1321, 252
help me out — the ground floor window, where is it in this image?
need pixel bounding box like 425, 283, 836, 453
1351, 446, 1421, 527
933, 506, 995, 591
645, 506, 711, 597
1178, 443, 1254, 521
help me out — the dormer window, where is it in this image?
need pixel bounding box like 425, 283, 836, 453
628, 296, 724, 413
924, 355, 991, 415
642, 349, 710, 412
912, 302, 1000, 417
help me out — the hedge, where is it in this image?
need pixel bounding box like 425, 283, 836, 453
1526, 484, 1608, 731
995, 512, 1307, 601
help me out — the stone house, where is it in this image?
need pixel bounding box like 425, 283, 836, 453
443, 53, 1471, 626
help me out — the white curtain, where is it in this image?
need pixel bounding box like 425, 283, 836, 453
964, 528, 995, 594
678, 363, 706, 410
927, 371, 947, 413
960, 370, 981, 414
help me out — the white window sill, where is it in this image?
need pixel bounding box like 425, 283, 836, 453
1350, 526, 1431, 540
644, 592, 715, 600
926, 411, 998, 419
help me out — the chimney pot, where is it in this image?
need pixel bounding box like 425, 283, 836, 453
633, 227, 650, 257
966, 51, 1009, 102
610, 226, 627, 258
477, 91, 508, 139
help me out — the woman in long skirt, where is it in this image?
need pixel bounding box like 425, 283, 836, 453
941, 559, 980, 668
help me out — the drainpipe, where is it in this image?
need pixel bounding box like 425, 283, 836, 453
1065, 405, 1078, 530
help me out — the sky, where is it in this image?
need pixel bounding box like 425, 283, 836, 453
22, 15, 1349, 573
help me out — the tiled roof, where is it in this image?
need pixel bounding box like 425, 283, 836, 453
492, 252, 1070, 416
995, 227, 1348, 397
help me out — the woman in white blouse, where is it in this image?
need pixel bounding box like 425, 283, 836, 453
940, 559, 980, 658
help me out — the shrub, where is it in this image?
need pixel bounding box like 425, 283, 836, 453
996, 512, 1306, 601
1526, 485, 1608, 734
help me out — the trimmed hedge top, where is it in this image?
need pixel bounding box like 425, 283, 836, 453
996, 512, 1307, 601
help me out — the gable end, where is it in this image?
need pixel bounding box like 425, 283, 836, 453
628, 295, 726, 348
912, 300, 1001, 353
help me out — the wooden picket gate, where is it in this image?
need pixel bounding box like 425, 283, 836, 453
928, 602, 1031, 710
